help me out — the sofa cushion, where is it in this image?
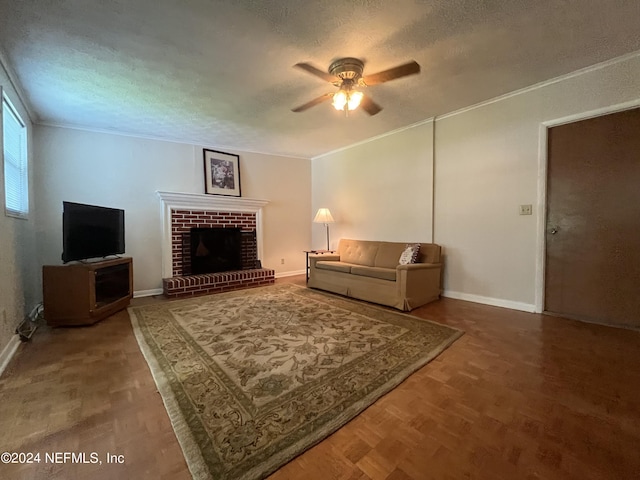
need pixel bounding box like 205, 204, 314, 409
399, 244, 420, 265
315, 261, 355, 273
374, 242, 406, 268
350, 265, 397, 281
339, 239, 378, 266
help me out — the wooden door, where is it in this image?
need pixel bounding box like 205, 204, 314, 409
545, 108, 640, 328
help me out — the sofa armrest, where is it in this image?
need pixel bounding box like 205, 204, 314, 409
309, 254, 340, 268
396, 262, 441, 271
395, 262, 443, 310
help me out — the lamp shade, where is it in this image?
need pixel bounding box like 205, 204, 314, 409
313, 208, 334, 224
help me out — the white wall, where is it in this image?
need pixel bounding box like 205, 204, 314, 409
34, 126, 311, 294
0, 61, 39, 366
435, 52, 640, 310
311, 121, 434, 250
312, 52, 640, 312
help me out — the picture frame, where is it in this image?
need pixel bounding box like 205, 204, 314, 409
203, 149, 241, 197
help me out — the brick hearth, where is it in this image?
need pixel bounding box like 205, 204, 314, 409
163, 269, 275, 298
157, 192, 273, 298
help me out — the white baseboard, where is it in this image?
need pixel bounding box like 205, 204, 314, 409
275, 270, 305, 279
442, 290, 536, 313
133, 288, 164, 298
0, 334, 21, 378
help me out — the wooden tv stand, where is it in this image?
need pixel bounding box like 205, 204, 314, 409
43, 257, 133, 327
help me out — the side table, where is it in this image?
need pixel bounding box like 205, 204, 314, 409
304, 250, 336, 283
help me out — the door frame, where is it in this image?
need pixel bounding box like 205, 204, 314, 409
534, 99, 640, 313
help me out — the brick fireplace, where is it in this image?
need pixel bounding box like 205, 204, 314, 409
157, 191, 274, 298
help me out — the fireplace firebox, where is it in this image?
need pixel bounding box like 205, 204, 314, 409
190, 227, 242, 274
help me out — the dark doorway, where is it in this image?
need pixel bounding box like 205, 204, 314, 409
190, 228, 242, 274
545, 107, 640, 328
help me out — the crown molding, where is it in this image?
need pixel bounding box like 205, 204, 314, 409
38, 122, 309, 160
0, 47, 37, 124
312, 116, 435, 160
438, 49, 640, 121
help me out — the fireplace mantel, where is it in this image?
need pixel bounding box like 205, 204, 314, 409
157, 191, 269, 278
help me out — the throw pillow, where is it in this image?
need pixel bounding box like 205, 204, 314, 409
399, 244, 420, 265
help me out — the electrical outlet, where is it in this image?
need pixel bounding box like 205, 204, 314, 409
280, 258, 285, 264
519, 204, 533, 215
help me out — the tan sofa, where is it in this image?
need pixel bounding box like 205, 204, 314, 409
308, 238, 442, 311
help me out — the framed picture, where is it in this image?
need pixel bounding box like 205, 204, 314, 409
203, 149, 241, 197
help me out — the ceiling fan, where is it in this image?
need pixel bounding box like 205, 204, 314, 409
291, 57, 420, 116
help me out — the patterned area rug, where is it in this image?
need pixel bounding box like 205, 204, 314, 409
129, 284, 462, 480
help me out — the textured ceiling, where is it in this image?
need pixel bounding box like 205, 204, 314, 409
1, 0, 639, 158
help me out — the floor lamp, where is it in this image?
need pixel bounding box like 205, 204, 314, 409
313, 208, 335, 251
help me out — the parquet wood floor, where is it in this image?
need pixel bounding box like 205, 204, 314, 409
1, 276, 639, 479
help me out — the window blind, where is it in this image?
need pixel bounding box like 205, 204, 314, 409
3, 95, 28, 218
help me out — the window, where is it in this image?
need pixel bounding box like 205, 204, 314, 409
2, 93, 28, 218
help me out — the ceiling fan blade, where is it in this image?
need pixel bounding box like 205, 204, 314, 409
294, 62, 339, 83
291, 93, 334, 112
362, 61, 421, 86
359, 95, 383, 116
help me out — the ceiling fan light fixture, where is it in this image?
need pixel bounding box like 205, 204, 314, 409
347, 91, 363, 111
332, 90, 347, 110
332, 88, 363, 112
292, 57, 419, 116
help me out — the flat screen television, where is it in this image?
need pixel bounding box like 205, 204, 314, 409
62, 201, 125, 263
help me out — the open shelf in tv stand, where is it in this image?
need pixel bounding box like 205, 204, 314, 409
43, 257, 133, 327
